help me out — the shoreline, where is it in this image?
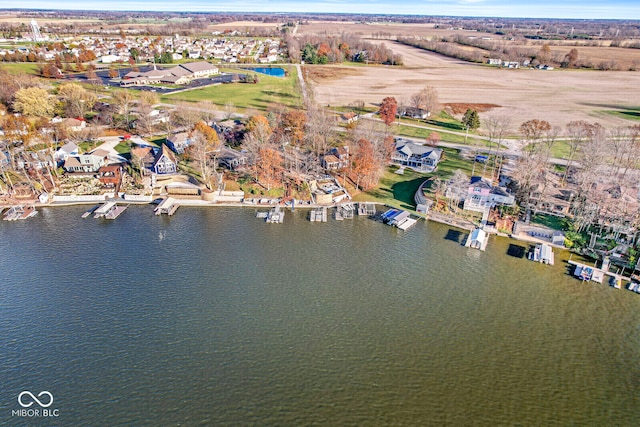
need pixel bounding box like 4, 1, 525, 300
4, 197, 569, 251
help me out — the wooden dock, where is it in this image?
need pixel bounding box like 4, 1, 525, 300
104, 205, 127, 219
93, 201, 117, 218
3, 205, 37, 221
155, 197, 179, 216
93, 201, 127, 219
82, 205, 100, 218
310, 207, 327, 222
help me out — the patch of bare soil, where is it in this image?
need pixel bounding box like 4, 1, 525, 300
305, 66, 364, 82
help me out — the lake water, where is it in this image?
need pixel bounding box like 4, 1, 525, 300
246, 67, 286, 77
1, 206, 639, 425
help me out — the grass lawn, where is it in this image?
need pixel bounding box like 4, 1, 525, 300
352, 166, 427, 210
550, 140, 572, 159
162, 71, 301, 111
433, 148, 475, 179
531, 213, 568, 230
395, 123, 468, 144
0, 62, 39, 74
354, 148, 476, 210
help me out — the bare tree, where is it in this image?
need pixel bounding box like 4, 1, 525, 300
411, 85, 440, 116
305, 106, 336, 155
483, 111, 512, 180
448, 169, 469, 212
172, 102, 202, 131
562, 120, 590, 185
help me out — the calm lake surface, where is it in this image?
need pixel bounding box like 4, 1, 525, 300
1, 206, 639, 425
247, 67, 286, 77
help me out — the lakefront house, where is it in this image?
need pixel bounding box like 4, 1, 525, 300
391, 140, 442, 172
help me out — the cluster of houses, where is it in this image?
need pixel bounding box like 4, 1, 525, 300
0, 33, 283, 66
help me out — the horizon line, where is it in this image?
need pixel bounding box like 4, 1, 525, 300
2, 8, 640, 22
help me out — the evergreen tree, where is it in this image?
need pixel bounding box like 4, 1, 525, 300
462, 109, 480, 131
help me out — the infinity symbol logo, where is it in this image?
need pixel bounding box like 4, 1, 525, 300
17, 391, 53, 408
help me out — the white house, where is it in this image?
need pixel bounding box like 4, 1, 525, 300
391, 140, 442, 173
54, 141, 78, 164
462, 176, 515, 213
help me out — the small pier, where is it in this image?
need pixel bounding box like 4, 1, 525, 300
155, 197, 179, 216
82, 205, 100, 218
358, 202, 376, 216
266, 206, 284, 223
93, 201, 127, 219
104, 205, 127, 219
335, 203, 355, 220
310, 207, 327, 222
3, 205, 37, 221
465, 228, 489, 251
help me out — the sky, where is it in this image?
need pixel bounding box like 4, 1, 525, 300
7, 0, 640, 20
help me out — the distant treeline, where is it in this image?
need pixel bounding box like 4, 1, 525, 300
287, 33, 402, 65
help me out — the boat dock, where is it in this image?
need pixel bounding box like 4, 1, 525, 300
358, 202, 376, 216
569, 260, 624, 287
310, 207, 327, 222
380, 208, 418, 231
81, 205, 100, 218
266, 206, 284, 223
93, 201, 127, 219
335, 203, 355, 220
3, 206, 37, 221
465, 227, 489, 251
155, 197, 179, 216
528, 243, 555, 265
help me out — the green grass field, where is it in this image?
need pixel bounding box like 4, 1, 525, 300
354, 148, 475, 209
0, 62, 39, 74
161, 69, 301, 111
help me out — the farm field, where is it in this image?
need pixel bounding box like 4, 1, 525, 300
307, 41, 640, 129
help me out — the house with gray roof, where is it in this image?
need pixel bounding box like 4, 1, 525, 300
391, 140, 442, 172
153, 144, 177, 175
